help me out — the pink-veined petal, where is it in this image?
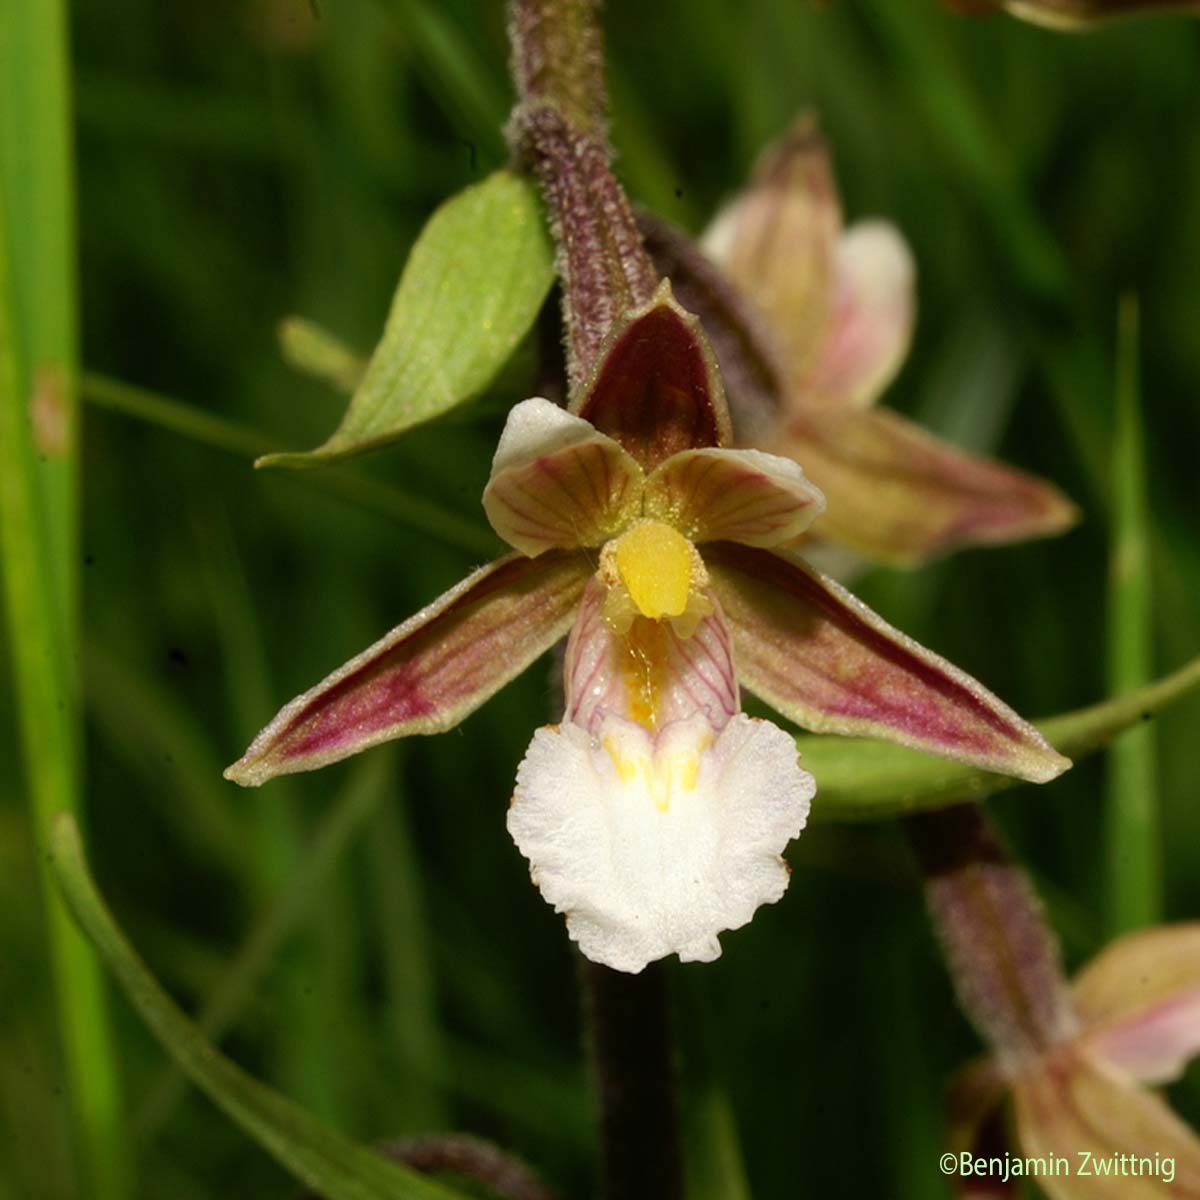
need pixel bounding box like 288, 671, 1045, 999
703, 114, 841, 385
1012, 1047, 1200, 1199
572, 282, 733, 469
770, 407, 1080, 566
644, 447, 825, 547
797, 220, 915, 411
225, 551, 591, 786
563, 578, 738, 735
704, 542, 1070, 782
1072, 924, 1200, 1086
483, 398, 644, 555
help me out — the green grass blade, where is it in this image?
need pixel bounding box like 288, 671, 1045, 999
862, 0, 1069, 306
367, 795, 449, 1129
379, 0, 508, 160
49, 812, 470, 1200
799, 656, 1200, 822
84, 641, 249, 876
136, 753, 392, 1142
279, 316, 366, 394
194, 514, 304, 899
81, 372, 497, 556
679, 975, 752, 1200
1105, 296, 1160, 932
0, 3, 131, 1190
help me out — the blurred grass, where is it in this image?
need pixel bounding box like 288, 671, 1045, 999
0, 0, 130, 1193
49, 813, 466, 1200
1, 0, 1198, 1197
1105, 296, 1161, 932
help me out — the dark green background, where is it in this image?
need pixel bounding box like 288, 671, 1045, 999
3, 1, 1199, 1195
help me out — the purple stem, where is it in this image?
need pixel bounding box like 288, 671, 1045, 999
581, 958, 684, 1200
906, 804, 1076, 1072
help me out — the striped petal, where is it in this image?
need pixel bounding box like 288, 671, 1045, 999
1073, 924, 1200, 1086
644, 447, 825, 547
771, 407, 1080, 566
573, 282, 733, 470
705, 542, 1070, 783
1012, 1048, 1200, 1198
225, 551, 591, 785
483, 398, 644, 555
704, 114, 840, 387
563, 577, 738, 735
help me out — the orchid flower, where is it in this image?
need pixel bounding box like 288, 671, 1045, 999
947, 924, 1200, 1198
944, 0, 1200, 31
702, 116, 1079, 567
226, 284, 1068, 974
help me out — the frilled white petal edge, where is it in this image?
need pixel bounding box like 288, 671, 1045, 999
508, 712, 814, 973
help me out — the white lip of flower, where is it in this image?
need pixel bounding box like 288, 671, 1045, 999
509, 710, 813, 974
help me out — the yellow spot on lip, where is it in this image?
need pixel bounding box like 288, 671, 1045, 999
602, 731, 711, 813
614, 521, 693, 620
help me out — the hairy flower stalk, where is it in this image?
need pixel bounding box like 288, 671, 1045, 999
910, 805, 1200, 1198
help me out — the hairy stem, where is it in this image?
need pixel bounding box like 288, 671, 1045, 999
906, 804, 1076, 1073
509, 0, 608, 143
511, 102, 657, 389
507, 0, 657, 389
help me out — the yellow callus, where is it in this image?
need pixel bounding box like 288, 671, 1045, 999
602, 732, 710, 812
613, 521, 694, 620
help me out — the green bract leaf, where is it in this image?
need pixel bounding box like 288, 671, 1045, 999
802, 656, 1200, 822
48, 813, 467, 1200
259, 170, 554, 469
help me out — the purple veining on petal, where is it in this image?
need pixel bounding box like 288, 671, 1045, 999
226, 551, 591, 785
645, 446, 824, 547
564, 578, 738, 734
771, 407, 1078, 566
706, 541, 1068, 782
484, 432, 643, 555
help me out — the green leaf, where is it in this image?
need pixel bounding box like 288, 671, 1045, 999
48, 813, 470, 1200
801, 656, 1200, 823
259, 170, 554, 469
